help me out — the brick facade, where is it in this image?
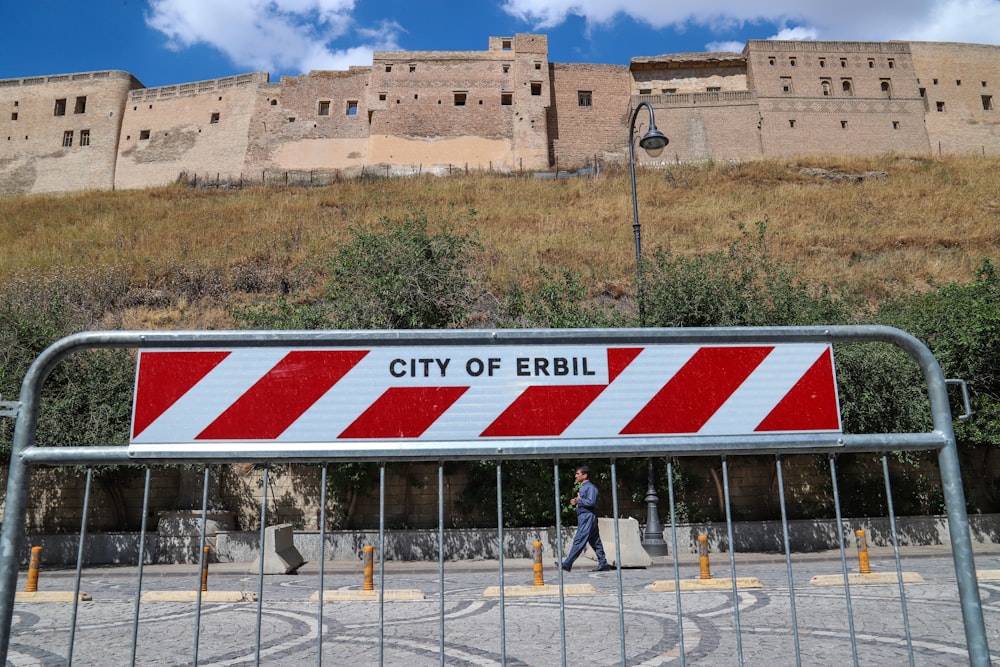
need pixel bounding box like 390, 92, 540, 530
1, 34, 999, 195
908, 41, 1000, 155
0, 70, 141, 196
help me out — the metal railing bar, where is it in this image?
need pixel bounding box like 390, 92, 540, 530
610, 460, 627, 666
775, 456, 802, 666
721, 456, 744, 665
67, 466, 93, 666
553, 460, 568, 667
830, 456, 859, 667
254, 466, 269, 666
129, 467, 152, 667
438, 462, 446, 666
21, 433, 950, 466
378, 462, 386, 667
193, 465, 211, 666
882, 455, 915, 666
129, 434, 945, 461
12, 324, 945, 353
496, 462, 507, 666
667, 460, 685, 666
317, 465, 328, 667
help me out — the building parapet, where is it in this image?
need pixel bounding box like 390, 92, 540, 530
129, 72, 268, 101
636, 90, 757, 107
746, 40, 911, 54
0, 69, 140, 88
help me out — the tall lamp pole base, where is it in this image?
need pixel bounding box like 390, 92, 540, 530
641, 457, 668, 556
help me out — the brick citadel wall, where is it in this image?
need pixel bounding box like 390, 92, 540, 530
1, 34, 999, 196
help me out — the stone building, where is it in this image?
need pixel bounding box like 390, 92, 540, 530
1, 34, 998, 196
0, 70, 141, 196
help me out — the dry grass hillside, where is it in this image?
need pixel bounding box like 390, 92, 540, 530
1, 155, 998, 327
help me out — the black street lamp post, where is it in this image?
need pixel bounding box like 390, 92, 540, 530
628, 100, 669, 557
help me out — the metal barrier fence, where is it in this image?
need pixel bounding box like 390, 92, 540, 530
0, 326, 992, 665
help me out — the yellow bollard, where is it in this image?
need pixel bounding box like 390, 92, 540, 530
532, 541, 544, 586
855, 530, 871, 574
363, 545, 375, 591
201, 546, 211, 592
25, 546, 42, 593
698, 535, 712, 580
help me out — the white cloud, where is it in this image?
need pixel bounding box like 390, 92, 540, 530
500, 0, 1000, 47
146, 0, 402, 74
704, 41, 745, 54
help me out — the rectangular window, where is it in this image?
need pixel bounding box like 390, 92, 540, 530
62, 130, 73, 147
501, 93, 512, 105
937, 101, 946, 112
530, 82, 541, 96
638, 88, 652, 95
139, 129, 150, 140
577, 90, 592, 106
502, 63, 510, 73
819, 58, 826, 68
385, 65, 392, 72
789, 119, 796, 128
54, 98, 66, 116
983, 95, 994, 111
317, 101, 330, 116
10, 112, 16, 121
892, 121, 900, 129
74, 96, 87, 114
663, 88, 677, 94
502, 40, 512, 50
409, 64, 416, 72
454, 92, 467, 106
868, 59, 875, 68
840, 58, 848, 68
210, 112, 220, 123
888, 59, 895, 69
781, 77, 793, 94
706, 86, 720, 92
378, 92, 387, 101
840, 120, 848, 129
346, 100, 358, 115
80, 129, 90, 146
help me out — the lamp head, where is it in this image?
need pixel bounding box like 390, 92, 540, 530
639, 127, 668, 157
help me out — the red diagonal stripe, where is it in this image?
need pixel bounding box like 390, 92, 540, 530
481, 385, 606, 437
133, 351, 230, 438
756, 347, 841, 432
196, 350, 368, 440
481, 348, 642, 437
339, 387, 469, 438
622, 346, 773, 434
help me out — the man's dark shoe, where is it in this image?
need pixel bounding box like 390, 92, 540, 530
557, 562, 572, 572
592, 563, 611, 572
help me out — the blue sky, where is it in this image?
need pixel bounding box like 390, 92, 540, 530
2, 1, 999, 88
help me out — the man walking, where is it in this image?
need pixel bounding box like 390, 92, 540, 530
561, 466, 610, 572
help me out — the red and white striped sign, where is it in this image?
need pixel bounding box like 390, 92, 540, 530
129, 343, 841, 446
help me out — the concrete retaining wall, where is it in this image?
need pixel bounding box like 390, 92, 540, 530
14, 513, 1000, 566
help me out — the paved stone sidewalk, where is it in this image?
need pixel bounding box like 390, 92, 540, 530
7, 546, 1000, 665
